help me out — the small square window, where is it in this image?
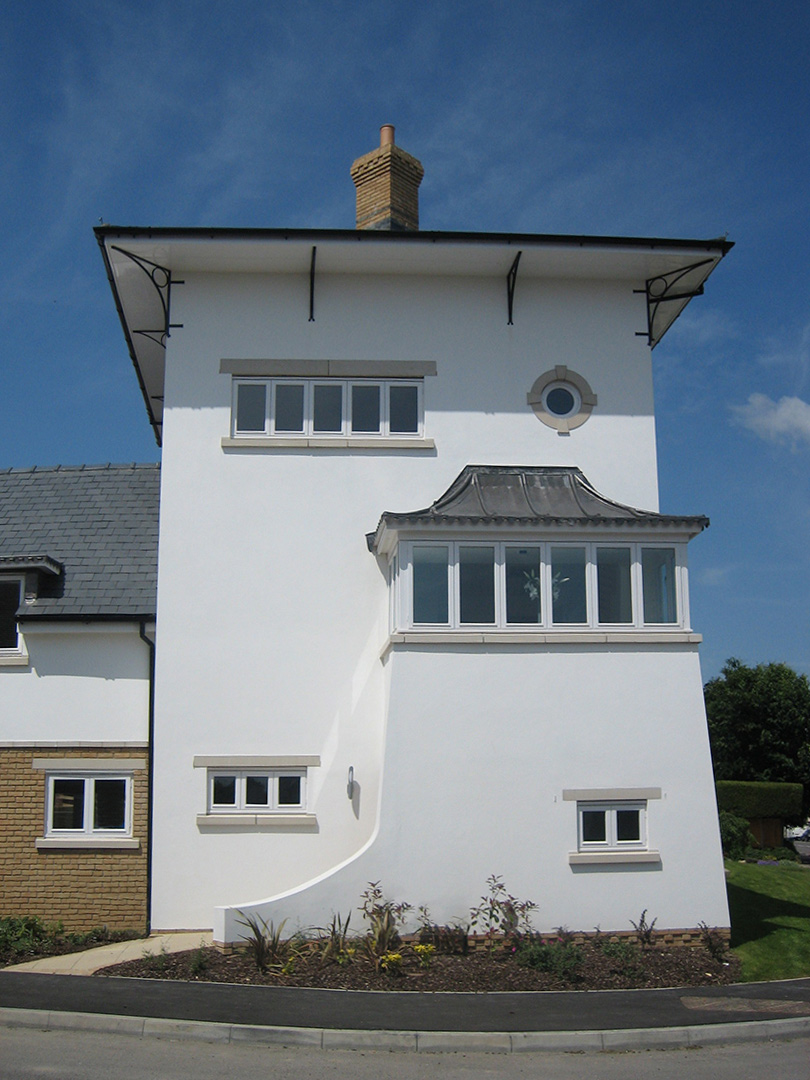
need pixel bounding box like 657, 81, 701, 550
578, 801, 646, 851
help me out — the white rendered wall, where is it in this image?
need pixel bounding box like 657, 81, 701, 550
0, 624, 149, 744
149, 266, 707, 932
217, 646, 729, 940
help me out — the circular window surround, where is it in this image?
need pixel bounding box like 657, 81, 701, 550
527, 366, 597, 434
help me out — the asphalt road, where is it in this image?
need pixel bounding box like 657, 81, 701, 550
1, 1027, 809, 1080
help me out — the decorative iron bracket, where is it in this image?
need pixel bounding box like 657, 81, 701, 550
110, 246, 184, 347
634, 258, 713, 346
507, 251, 522, 325
309, 246, 316, 322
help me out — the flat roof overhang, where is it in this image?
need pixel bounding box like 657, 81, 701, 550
95, 226, 733, 445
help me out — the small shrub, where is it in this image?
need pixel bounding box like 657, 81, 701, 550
141, 942, 170, 972
516, 939, 583, 981
630, 909, 657, 947
698, 921, 728, 962
236, 912, 288, 973
417, 907, 469, 954
319, 912, 353, 965
744, 845, 798, 863
601, 939, 638, 962
413, 942, 435, 969
719, 810, 756, 860
469, 875, 537, 951
189, 940, 210, 975
360, 882, 410, 958
378, 950, 403, 974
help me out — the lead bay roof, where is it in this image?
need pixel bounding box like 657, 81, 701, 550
368, 466, 708, 553
0, 463, 159, 620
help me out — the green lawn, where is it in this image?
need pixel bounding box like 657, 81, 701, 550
726, 858, 810, 981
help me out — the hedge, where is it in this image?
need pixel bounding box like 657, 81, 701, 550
716, 780, 804, 820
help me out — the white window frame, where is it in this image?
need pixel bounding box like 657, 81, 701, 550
231, 378, 425, 440
577, 800, 647, 852
396, 541, 686, 631
207, 769, 307, 814
44, 772, 133, 839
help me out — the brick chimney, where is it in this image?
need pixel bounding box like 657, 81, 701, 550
350, 125, 424, 231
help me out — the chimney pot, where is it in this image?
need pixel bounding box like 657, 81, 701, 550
380, 124, 395, 147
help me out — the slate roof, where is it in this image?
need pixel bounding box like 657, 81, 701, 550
0, 464, 160, 620
368, 466, 708, 551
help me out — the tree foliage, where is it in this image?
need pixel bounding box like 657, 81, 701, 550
704, 658, 810, 807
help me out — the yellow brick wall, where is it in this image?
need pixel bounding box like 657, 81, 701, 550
0, 747, 148, 932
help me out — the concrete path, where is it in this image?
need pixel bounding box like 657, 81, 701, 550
2, 931, 212, 975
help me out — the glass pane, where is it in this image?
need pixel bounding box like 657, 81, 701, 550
505, 547, 542, 624
459, 546, 495, 624
0, 580, 20, 649
642, 548, 677, 623
245, 776, 269, 805
52, 779, 84, 830
235, 383, 267, 432
351, 384, 381, 433
581, 810, 606, 843
389, 384, 419, 433
278, 775, 302, 806
551, 547, 587, 623
616, 809, 641, 842
212, 776, 237, 806
597, 548, 632, 624
274, 384, 305, 432
313, 384, 343, 432
545, 386, 575, 416
412, 546, 449, 624
94, 779, 126, 830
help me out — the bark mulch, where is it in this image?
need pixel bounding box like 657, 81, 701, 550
99, 936, 741, 993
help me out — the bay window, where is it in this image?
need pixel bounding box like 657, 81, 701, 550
396, 541, 684, 630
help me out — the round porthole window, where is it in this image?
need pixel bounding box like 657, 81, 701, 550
543, 383, 580, 418
527, 366, 597, 434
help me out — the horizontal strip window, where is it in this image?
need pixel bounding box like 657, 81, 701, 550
221, 359, 437, 378
232, 379, 424, 440
393, 542, 685, 631
207, 768, 308, 814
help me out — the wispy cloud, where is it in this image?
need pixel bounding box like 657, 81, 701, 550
732, 393, 810, 448
698, 565, 738, 587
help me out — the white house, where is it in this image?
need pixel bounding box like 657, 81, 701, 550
3, 127, 733, 942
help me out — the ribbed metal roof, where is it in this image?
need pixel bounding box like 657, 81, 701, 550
368, 466, 708, 551
0, 464, 159, 620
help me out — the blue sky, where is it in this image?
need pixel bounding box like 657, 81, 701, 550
2, 1, 809, 681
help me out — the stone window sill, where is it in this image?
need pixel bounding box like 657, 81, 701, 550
222, 437, 435, 451
568, 850, 661, 866
36, 837, 140, 851
0, 651, 29, 667
196, 813, 318, 829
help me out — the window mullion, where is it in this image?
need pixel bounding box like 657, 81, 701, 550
450, 543, 459, 628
